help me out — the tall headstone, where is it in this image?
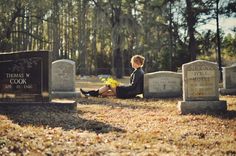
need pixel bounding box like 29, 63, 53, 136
51, 59, 81, 98
219, 64, 236, 95
144, 71, 182, 98
0, 51, 51, 102
178, 60, 227, 114
0, 51, 76, 110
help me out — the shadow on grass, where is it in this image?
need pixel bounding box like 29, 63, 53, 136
181, 110, 236, 119
210, 110, 236, 119
0, 105, 126, 134
78, 97, 236, 120
77, 97, 167, 110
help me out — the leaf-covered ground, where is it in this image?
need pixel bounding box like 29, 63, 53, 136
0, 77, 236, 155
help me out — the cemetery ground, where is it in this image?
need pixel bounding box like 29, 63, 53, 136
0, 77, 236, 155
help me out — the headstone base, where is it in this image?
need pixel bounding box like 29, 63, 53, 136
144, 93, 181, 98
51, 91, 81, 99
0, 100, 77, 111
178, 100, 227, 114
219, 88, 236, 95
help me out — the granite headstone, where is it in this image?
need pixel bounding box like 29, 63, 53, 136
0, 51, 76, 110
0, 51, 50, 102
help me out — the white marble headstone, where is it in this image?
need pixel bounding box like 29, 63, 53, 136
182, 60, 219, 101
52, 59, 75, 92
144, 71, 182, 98
178, 60, 227, 114
222, 65, 236, 89
219, 64, 236, 95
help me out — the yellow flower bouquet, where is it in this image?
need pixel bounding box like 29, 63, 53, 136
100, 77, 120, 88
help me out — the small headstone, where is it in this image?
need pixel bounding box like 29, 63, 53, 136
178, 60, 227, 114
51, 59, 81, 98
231, 63, 236, 66
219, 64, 236, 95
144, 71, 182, 98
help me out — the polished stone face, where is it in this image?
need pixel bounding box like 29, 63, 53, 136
144, 71, 182, 98
0, 51, 50, 102
52, 59, 76, 92
182, 60, 219, 101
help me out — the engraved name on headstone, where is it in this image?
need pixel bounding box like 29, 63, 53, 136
178, 60, 227, 114
183, 61, 219, 101
0, 51, 50, 102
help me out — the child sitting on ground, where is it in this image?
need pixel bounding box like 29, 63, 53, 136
80, 55, 145, 98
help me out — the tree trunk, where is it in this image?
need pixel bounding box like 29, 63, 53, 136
71, 20, 76, 60
111, 6, 124, 78
126, 3, 134, 75
78, 0, 87, 76
112, 36, 123, 78
169, 1, 173, 70
52, 0, 60, 61
25, 9, 30, 50
29, 15, 33, 50
0, 6, 21, 52
39, 21, 43, 50
60, 8, 64, 58
18, 17, 22, 50
92, 8, 98, 75
143, 1, 151, 72
216, 0, 222, 81
21, 8, 26, 50
64, 4, 68, 59
186, 0, 197, 61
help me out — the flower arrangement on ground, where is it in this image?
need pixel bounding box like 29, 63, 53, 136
100, 77, 120, 88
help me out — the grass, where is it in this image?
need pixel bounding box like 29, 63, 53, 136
0, 77, 236, 155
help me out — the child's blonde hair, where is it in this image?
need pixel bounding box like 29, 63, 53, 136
131, 55, 145, 67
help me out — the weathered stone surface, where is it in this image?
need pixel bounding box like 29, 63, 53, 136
231, 63, 236, 66
178, 100, 227, 114
178, 60, 227, 114
222, 65, 236, 89
220, 65, 236, 95
52, 59, 75, 92
144, 71, 182, 98
51, 59, 81, 98
219, 88, 236, 95
182, 60, 219, 101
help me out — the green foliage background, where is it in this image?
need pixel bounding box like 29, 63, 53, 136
0, 0, 235, 76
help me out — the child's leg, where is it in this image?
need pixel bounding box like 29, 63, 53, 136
98, 85, 110, 94
109, 86, 117, 95
101, 90, 116, 97
100, 85, 117, 96
81, 85, 117, 97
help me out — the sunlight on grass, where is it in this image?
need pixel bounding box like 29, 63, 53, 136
0, 77, 236, 155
